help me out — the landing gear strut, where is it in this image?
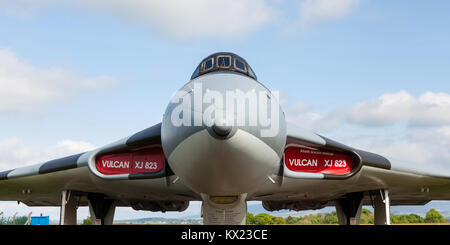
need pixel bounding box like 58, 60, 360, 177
335, 190, 391, 225
373, 189, 390, 225
88, 193, 116, 225
60, 190, 78, 225
335, 192, 364, 225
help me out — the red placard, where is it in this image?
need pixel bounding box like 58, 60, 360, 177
96, 147, 164, 175
284, 147, 354, 175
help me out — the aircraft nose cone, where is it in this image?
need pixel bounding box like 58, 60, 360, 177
212, 124, 232, 137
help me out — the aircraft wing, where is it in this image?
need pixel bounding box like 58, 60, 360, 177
252, 123, 450, 210
0, 123, 198, 209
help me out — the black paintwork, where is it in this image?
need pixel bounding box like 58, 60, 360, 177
126, 123, 162, 147
353, 149, 391, 170
39, 153, 84, 174
0, 169, 14, 180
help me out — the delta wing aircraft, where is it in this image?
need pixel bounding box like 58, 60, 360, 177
1, 52, 449, 225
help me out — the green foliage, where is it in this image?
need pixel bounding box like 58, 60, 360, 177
285, 216, 299, 224
391, 213, 424, 224
295, 212, 338, 224
390, 209, 447, 224
424, 209, 447, 223
0, 216, 28, 225
0, 217, 11, 225
246, 213, 254, 225
82, 216, 92, 225
14, 216, 28, 225
248, 212, 338, 225
360, 209, 374, 224
246, 213, 286, 225
272, 216, 287, 225
247, 208, 448, 225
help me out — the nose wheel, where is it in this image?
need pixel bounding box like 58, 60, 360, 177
201, 194, 247, 225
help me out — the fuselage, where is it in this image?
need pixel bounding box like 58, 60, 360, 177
161, 53, 287, 198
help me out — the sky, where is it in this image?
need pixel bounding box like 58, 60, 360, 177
0, 0, 449, 221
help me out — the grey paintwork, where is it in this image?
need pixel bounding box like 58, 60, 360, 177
160, 72, 287, 195
161, 72, 287, 160
7, 163, 43, 179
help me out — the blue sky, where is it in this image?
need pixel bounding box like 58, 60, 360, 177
0, 0, 449, 221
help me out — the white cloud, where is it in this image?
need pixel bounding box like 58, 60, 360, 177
341, 126, 450, 170
0, 0, 55, 18
0, 0, 274, 39
284, 90, 450, 168
0, 0, 367, 39
297, 0, 360, 27
0, 49, 117, 112
80, 0, 274, 39
285, 101, 343, 131
346, 91, 450, 127
0, 138, 95, 171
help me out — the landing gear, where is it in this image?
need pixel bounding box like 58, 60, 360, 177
373, 189, 390, 225
87, 193, 116, 225
59, 191, 116, 225
335, 192, 364, 225
335, 190, 391, 225
60, 190, 78, 225
201, 194, 247, 225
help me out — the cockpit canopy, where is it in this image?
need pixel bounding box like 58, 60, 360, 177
191, 52, 257, 81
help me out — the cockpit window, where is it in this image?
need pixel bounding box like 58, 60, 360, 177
217, 55, 231, 68
248, 66, 257, 79
191, 52, 257, 81
192, 65, 200, 78
234, 58, 246, 72
203, 57, 214, 71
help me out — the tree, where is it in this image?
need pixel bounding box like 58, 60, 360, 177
82, 216, 92, 225
406, 214, 424, 223
246, 213, 255, 225
272, 216, 287, 225
247, 213, 287, 225
285, 216, 300, 224
322, 212, 338, 224
424, 209, 447, 223
247, 209, 448, 225
360, 209, 374, 224
391, 213, 425, 224
253, 213, 275, 225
